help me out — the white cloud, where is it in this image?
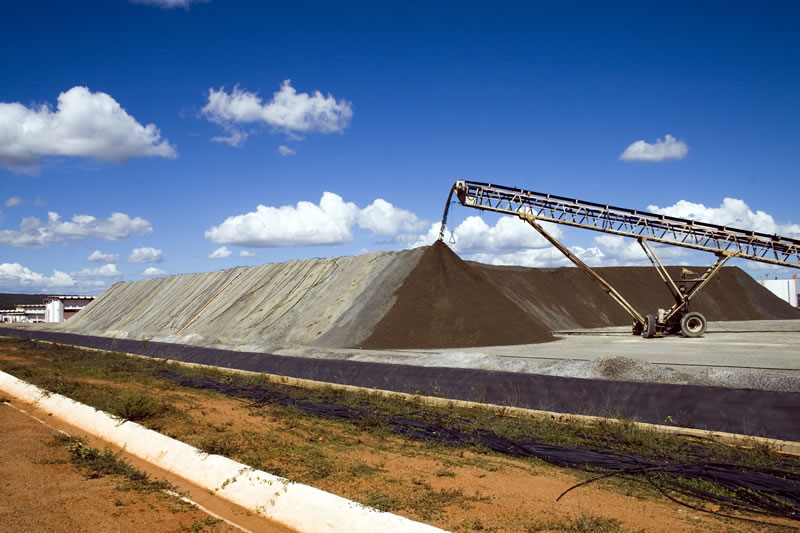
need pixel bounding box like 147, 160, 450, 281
72, 264, 122, 279
34, 197, 46, 206
619, 134, 688, 162
239, 250, 256, 258
647, 198, 800, 238
206, 192, 358, 246
358, 199, 426, 236
130, 0, 209, 8
205, 193, 425, 247
410, 216, 561, 254
201, 80, 353, 146
0, 212, 152, 248
0, 86, 176, 173
468, 245, 605, 268
128, 247, 165, 263
0, 263, 75, 291
209, 246, 231, 259
409, 216, 687, 268
592, 235, 646, 262
141, 266, 167, 277
590, 235, 688, 265
5, 197, 21, 207
278, 145, 296, 156
87, 250, 120, 263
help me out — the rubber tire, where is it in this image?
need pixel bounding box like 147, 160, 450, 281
680, 311, 706, 338
642, 314, 656, 339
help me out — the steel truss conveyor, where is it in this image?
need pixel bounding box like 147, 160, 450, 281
440, 180, 800, 338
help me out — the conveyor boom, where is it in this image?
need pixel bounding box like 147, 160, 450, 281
442, 180, 799, 338
450, 180, 800, 269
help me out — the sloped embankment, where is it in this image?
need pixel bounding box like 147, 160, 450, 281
475, 262, 800, 331
358, 241, 555, 349
56, 242, 798, 351
57, 248, 426, 352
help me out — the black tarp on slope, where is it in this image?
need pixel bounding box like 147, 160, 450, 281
1, 327, 797, 441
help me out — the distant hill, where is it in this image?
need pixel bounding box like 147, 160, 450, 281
0, 293, 50, 309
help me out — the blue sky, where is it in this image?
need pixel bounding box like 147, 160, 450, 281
1, 0, 798, 294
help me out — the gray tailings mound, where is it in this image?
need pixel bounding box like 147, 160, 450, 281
57, 248, 426, 352
55, 242, 798, 351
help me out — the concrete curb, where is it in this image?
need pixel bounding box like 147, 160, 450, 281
0, 369, 445, 533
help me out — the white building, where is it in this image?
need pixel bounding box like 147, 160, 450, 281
44, 296, 96, 323
0, 296, 95, 323
0, 309, 27, 323
759, 275, 799, 308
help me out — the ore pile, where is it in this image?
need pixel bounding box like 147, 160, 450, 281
476, 261, 799, 331
56, 242, 799, 351
359, 240, 555, 348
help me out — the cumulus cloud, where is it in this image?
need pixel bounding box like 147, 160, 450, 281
141, 266, 167, 277
206, 193, 357, 246
72, 264, 122, 279
87, 250, 120, 263
410, 216, 562, 254
467, 245, 606, 268
205, 193, 424, 247
619, 134, 688, 162
278, 145, 296, 156
128, 247, 165, 263
408, 216, 691, 268
0, 212, 152, 248
130, 0, 209, 8
358, 199, 426, 236
5, 197, 21, 207
0, 86, 176, 173
0, 263, 75, 291
591, 235, 687, 265
201, 80, 353, 146
239, 250, 256, 258
209, 246, 231, 259
647, 198, 800, 238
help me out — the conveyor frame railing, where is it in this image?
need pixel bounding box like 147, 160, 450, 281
441, 180, 800, 338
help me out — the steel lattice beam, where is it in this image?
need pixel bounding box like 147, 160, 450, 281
452, 180, 800, 269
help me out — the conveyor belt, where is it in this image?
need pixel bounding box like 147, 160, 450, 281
447, 180, 800, 268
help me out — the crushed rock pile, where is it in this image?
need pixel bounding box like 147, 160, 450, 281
57, 241, 799, 351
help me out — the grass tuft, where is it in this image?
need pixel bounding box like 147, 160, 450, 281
50, 434, 171, 493
113, 389, 168, 422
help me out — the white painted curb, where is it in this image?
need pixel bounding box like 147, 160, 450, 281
0, 370, 446, 533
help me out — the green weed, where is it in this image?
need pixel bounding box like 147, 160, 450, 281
50, 434, 171, 493
113, 389, 168, 422
528, 511, 627, 532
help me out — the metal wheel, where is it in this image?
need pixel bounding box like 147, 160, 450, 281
642, 314, 656, 338
680, 312, 706, 337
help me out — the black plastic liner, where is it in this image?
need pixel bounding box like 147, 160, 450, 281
2, 327, 798, 441
160, 370, 800, 522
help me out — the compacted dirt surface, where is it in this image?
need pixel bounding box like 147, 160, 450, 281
2, 341, 798, 533
0, 402, 230, 533
0, 399, 294, 533
0, 394, 742, 533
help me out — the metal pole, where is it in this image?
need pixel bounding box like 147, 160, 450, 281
638, 238, 684, 305
520, 214, 646, 325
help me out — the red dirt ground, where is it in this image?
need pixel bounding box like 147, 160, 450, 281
0, 400, 294, 533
